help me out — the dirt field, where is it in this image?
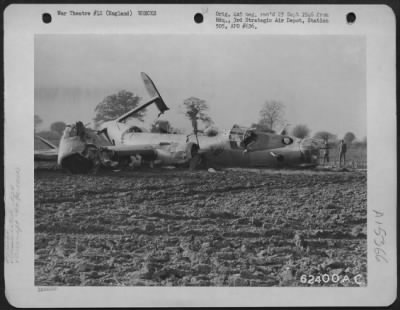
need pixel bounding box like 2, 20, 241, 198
35, 167, 367, 287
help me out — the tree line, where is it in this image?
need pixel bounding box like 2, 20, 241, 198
34, 90, 215, 143
253, 100, 365, 146
35, 89, 365, 147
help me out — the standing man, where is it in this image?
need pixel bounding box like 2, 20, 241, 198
338, 139, 347, 167
322, 139, 330, 165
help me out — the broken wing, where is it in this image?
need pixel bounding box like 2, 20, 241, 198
34, 136, 58, 162
102, 141, 199, 166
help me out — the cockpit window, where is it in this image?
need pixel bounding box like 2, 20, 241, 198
228, 125, 257, 149
243, 130, 258, 149
127, 126, 143, 133
229, 125, 245, 149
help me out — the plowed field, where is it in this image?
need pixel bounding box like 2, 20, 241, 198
35, 167, 367, 287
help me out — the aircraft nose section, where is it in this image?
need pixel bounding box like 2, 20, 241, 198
57, 123, 96, 173
300, 138, 320, 164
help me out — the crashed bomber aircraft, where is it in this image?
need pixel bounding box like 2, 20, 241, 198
35, 73, 321, 173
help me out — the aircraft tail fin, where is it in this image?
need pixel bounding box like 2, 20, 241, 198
141, 72, 169, 115
116, 72, 169, 123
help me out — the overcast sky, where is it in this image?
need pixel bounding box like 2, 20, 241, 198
35, 34, 366, 139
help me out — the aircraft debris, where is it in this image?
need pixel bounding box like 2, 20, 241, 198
36, 72, 322, 173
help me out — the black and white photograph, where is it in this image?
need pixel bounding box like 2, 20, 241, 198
34, 34, 367, 287
4, 4, 396, 307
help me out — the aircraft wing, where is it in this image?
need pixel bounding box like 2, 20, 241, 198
34, 136, 59, 162
36, 135, 58, 149
34, 149, 59, 161
103, 144, 160, 161
103, 141, 193, 165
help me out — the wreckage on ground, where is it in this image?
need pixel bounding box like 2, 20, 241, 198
34, 136, 58, 162
35, 73, 321, 173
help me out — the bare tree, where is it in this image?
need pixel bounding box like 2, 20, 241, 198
94, 90, 142, 126
291, 124, 310, 139
204, 126, 219, 137
50, 121, 67, 136
343, 132, 356, 144
182, 97, 213, 143
259, 101, 285, 130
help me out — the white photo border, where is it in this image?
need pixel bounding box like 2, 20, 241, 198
4, 4, 397, 307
